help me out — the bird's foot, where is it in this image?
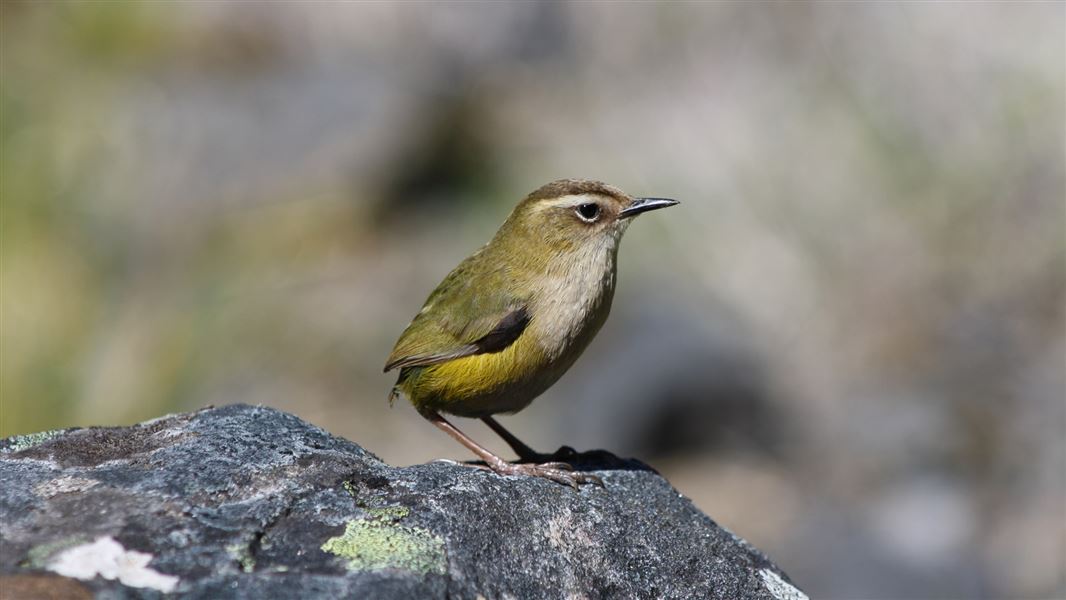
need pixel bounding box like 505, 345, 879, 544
486, 459, 604, 489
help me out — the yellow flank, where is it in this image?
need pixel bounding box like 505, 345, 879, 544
400, 332, 555, 417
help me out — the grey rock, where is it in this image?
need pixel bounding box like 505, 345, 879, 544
0, 404, 805, 599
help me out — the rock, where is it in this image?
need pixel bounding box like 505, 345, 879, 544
0, 404, 806, 599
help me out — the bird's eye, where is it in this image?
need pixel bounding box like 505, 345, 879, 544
575, 203, 601, 222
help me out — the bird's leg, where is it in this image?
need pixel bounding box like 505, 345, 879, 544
480, 416, 577, 463
422, 410, 602, 488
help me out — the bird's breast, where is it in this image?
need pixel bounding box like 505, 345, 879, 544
528, 246, 618, 363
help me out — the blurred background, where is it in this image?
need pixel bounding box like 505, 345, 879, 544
2, 2, 1063, 598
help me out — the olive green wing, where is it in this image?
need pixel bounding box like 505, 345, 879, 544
384, 254, 530, 372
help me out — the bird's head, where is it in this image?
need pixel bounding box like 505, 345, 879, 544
500, 179, 678, 259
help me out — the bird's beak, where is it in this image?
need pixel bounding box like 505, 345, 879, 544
618, 197, 680, 219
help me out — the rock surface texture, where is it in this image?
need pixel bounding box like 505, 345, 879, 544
0, 404, 806, 599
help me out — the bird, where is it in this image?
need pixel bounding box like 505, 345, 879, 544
384, 179, 678, 487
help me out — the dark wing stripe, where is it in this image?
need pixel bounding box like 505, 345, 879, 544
382, 306, 530, 372
472, 306, 530, 353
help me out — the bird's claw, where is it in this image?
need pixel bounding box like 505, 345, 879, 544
489, 461, 603, 489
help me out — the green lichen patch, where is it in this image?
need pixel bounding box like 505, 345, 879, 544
342, 480, 357, 497
2, 430, 66, 454
321, 507, 445, 575
23, 536, 88, 568
225, 543, 256, 573
364, 505, 409, 522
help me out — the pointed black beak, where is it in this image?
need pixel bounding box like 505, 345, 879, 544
618, 197, 680, 219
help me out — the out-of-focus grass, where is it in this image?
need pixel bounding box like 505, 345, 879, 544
3, 2, 175, 434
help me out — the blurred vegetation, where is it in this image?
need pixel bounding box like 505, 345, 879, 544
2, 3, 1063, 599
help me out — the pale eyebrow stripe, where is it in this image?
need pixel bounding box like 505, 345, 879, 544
532, 194, 598, 212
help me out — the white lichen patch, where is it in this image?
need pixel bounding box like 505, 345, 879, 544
33, 476, 98, 498
46, 536, 179, 593
759, 568, 808, 600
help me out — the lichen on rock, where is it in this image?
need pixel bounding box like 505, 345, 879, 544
1, 429, 67, 454
321, 511, 446, 575
45, 537, 179, 593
